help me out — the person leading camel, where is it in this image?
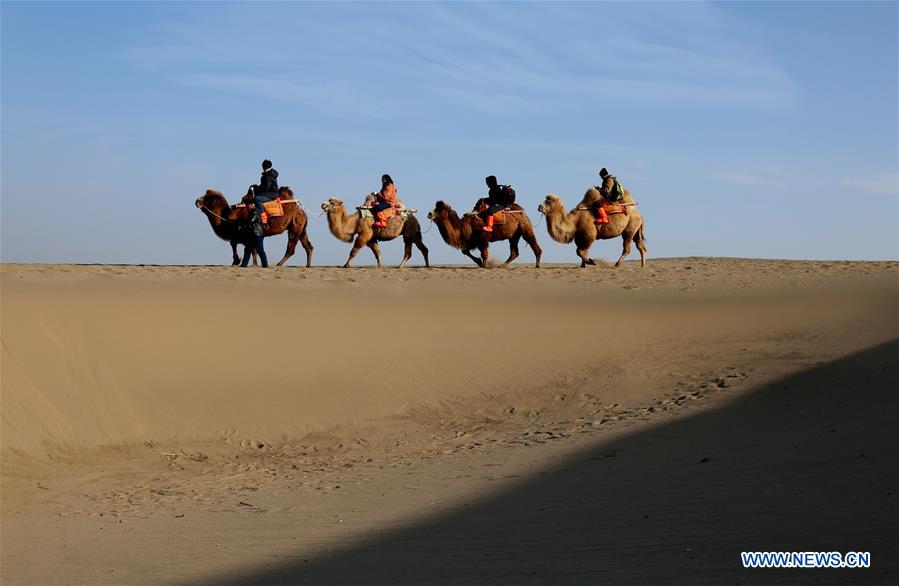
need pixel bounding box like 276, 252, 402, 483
478, 175, 516, 233
371, 174, 397, 229
239, 205, 268, 268
594, 167, 625, 225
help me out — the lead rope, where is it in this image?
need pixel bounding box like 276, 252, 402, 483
199, 204, 236, 225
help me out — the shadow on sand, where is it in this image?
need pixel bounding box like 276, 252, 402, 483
209, 340, 898, 585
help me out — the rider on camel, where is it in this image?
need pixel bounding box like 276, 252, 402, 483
371, 174, 397, 229
594, 167, 624, 225
479, 175, 516, 233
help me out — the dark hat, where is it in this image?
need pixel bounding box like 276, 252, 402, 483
262, 159, 273, 170
485, 175, 498, 188
599, 168, 609, 178
381, 173, 394, 185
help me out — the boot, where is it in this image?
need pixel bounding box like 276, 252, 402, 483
261, 212, 269, 225
482, 214, 495, 232
373, 211, 388, 229
594, 207, 609, 225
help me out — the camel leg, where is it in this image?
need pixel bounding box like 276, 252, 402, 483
521, 223, 542, 268
343, 236, 366, 268
399, 236, 413, 269
479, 243, 490, 269
276, 231, 298, 268
634, 222, 647, 268
299, 227, 314, 268
462, 250, 483, 267
577, 248, 591, 268
368, 240, 383, 268
575, 236, 594, 268
615, 232, 635, 267
230, 240, 240, 266
414, 232, 429, 268
502, 234, 521, 267
251, 246, 258, 267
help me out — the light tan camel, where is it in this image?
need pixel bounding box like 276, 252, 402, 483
427, 201, 541, 268
320, 197, 429, 268
537, 188, 647, 268
196, 188, 314, 267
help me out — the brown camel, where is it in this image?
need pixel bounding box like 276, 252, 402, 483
320, 197, 429, 268
427, 201, 542, 268
537, 187, 647, 268
195, 187, 314, 267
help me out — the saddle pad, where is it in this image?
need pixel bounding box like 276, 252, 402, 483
602, 203, 627, 215
262, 200, 284, 217
358, 207, 416, 219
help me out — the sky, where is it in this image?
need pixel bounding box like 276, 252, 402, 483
1, 0, 897, 265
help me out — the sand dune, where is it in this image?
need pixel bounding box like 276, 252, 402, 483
1, 258, 897, 584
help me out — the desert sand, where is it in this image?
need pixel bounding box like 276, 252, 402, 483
1, 258, 897, 584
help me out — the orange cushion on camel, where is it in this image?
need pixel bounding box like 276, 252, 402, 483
262, 200, 284, 217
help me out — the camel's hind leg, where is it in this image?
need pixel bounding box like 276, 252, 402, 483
343, 235, 367, 268
634, 222, 647, 267
414, 232, 429, 267
521, 222, 542, 268
502, 233, 521, 267
367, 240, 383, 268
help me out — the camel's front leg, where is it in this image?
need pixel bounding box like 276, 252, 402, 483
479, 243, 490, 269
367, 240, 383, 268
399, 238, 413, 269
343, 235, 366, 268
615, 232, 635, 267
502, 234, 521, 267
576, 247, 594, 268
230, 240, 240, 265
462, 250, 483, 267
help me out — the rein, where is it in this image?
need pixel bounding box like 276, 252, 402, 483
199, 204, 236, 225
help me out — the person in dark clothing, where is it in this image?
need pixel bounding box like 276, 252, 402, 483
249, 159, 280, 224
479, 175, 516, 233
371, 174, 396, 229
239, 206, 268, 268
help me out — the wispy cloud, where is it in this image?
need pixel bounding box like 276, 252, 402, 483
122, 2, 800, 117
839, 173, 899, 195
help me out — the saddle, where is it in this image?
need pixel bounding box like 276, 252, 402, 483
357, 206, 416, 219
600, 202, 628, 216
466, 208, 510, 224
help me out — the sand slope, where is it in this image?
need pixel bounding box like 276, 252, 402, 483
1, 259, 897, 584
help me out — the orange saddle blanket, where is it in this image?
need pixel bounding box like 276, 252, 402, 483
262, 200, 284, 217
600, 203, 628, 216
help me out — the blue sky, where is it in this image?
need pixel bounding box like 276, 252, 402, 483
2, 1, 896, 265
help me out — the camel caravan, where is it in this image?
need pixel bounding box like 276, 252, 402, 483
196, 162, 647, 269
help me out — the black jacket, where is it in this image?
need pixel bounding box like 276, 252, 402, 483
256, 169, 279, 198
488, 184, 516, 206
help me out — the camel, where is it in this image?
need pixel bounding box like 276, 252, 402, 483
427, 201, 542, 268
537, 187, 647, 268
195, 187, 314, 267
320, 197, 429, 268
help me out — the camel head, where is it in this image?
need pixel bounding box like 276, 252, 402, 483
427, 200, 454, 221
320, 197, 345, 213
196, 189, 227, 211
537, 194, 563, 215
